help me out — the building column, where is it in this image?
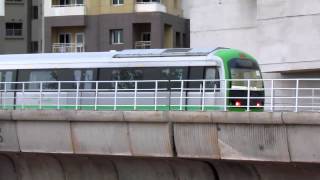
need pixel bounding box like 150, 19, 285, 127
151, 17, 164, 48
44, 22, 52, 53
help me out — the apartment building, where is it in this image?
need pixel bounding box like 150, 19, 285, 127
0, 0, 32, 54
44, 0, 189, 53
186, 0, 320, 79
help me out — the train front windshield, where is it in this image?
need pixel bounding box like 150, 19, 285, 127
229, 59, 263, 90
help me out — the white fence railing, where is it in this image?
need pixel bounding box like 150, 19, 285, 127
135, 41, 151, 49
52, 43, 85, 53
0, 79, 319, 112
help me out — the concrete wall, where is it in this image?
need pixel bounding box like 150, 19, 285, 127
1, 110, 320, 163
188, 0, 320, 77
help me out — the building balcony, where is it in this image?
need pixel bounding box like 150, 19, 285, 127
44, 1, 85, 17
135, 2, 166, 13
52, 43, 85, 53
135, 41, 151, 49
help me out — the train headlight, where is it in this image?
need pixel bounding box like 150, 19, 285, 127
256, 102, 261, 107
235, 101, 241, 107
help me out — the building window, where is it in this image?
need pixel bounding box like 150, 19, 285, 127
112, 0, 124, 5
32, 6, 38, 19
110, 29, 124, 44
5, 23, 23, 37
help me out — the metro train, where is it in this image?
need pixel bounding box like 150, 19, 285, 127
0, 48, 264, 111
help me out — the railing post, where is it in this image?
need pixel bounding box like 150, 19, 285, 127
247, 79, 250, 111
114, 81, 118, 111
94, 81, 98, 111
75, 81, 80, 110
201, 80, 206, 111
224, 79, 227, 111
179, 80, 184, 111
39, 82, 43, 110
154, 81, 158, 111
22, 83, 25, 110
57, 82, 61, 110
134, 81, 138, 111
295, 80, 300, 112
312, 88, 315, 111
270, 80, 274, 112
3, 83, 7, 109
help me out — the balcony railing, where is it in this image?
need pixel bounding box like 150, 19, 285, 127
135, 1, 166, 13
52, 43, 85, 53
135, 41, 151, 49
51, 3, 85, 8
44, 1, 85, 17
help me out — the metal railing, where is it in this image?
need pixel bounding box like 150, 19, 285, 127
52, 43, 85, 53
51, 3, 85, 8
135, 41, 151, 49
0, 79, 319, 112
136, 1, 162, 4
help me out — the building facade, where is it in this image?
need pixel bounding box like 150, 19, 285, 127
0, 0, 42, 54
0, 0, 189, 54
186, 0, 320, 78
44, 0, 189, 53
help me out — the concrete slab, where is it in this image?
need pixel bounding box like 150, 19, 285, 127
0, 121, 20, 152
174, 123, 220, 159
210, 161, 259, 180
282, 112, 320, 125
129, 122, 173, 157
0, 155, 18, 180
254, 163, 320, 180
0, 110, 12, 121
17, 121, 73, 153
218, 124, 290, 162
124, 111, 165, 122
68, 111, 124, 122
287, 125, 320, 162
114, 159, 176, 180
71, 122, 131, 156
168, 111, 211, 123
57, 156, 103, 180
169, 160, 216, 180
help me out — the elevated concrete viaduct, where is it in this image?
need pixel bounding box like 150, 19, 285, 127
0, 110, 320, 179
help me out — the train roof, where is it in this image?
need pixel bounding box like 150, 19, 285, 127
0, 48, 224, 70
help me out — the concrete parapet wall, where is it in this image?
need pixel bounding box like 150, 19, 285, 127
0, 110, 319, 163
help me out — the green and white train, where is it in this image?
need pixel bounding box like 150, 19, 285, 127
0, 48, 264, 111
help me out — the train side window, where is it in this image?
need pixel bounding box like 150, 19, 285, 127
205, 67, 220, 91
162, 67, 187, 91
73, 69, 95, 89
188, 67, 204, 90
0, 71, 15, 90
28, 70, 58, 90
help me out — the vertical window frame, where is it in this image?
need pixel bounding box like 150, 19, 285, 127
110, 29, 124, 45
